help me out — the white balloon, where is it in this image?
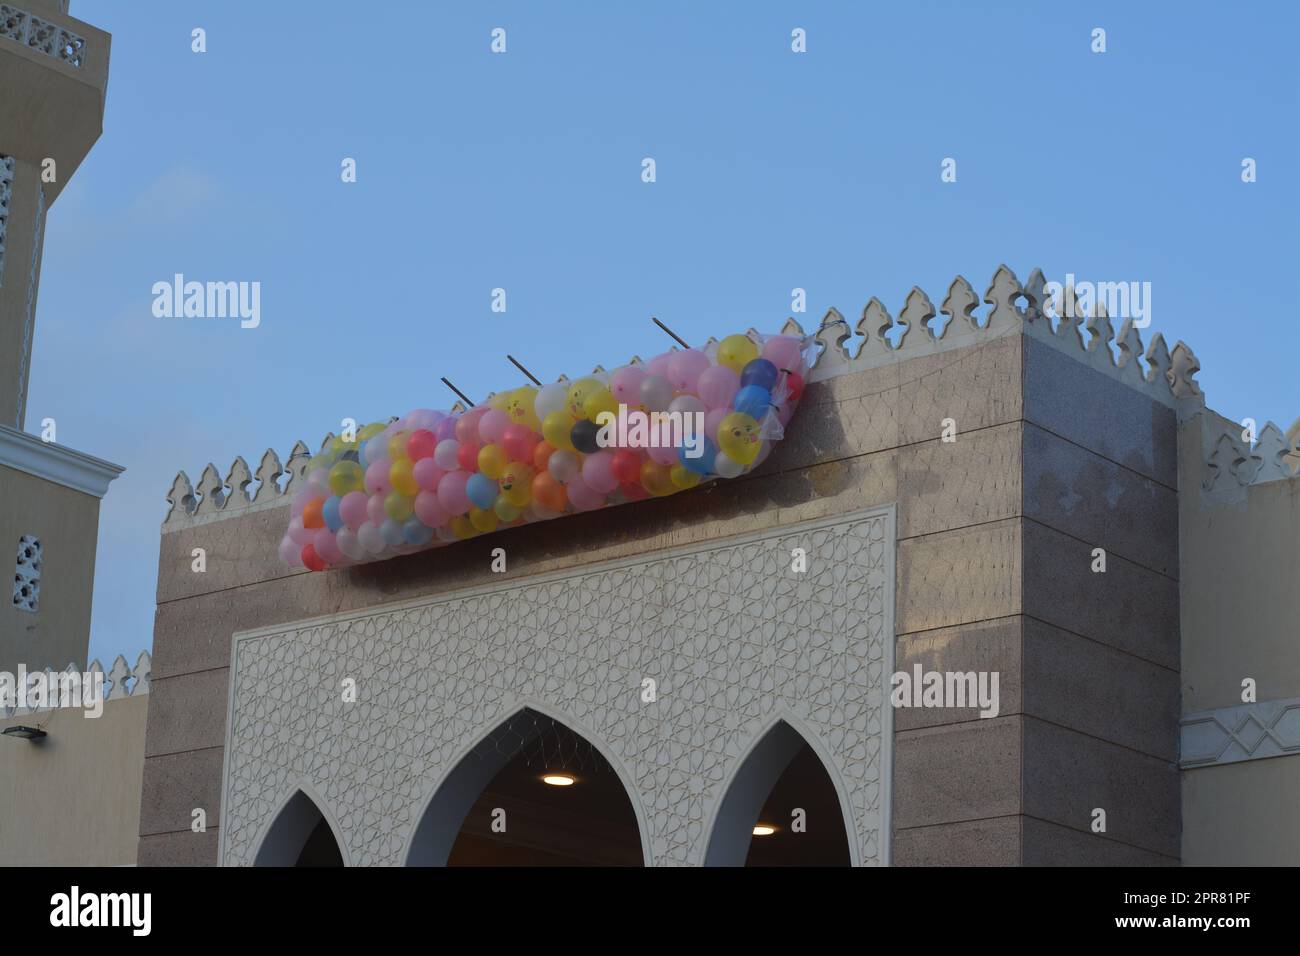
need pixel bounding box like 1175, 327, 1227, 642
433, 439, 460, 471
534, 382, 569, 421
548, 449, 580, 484
336, 527, 365, 560
713, 451, 744, 479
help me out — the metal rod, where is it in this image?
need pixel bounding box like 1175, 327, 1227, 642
651, 316, 690, 349
506, 354, 542, 386
441, 377, 475, 407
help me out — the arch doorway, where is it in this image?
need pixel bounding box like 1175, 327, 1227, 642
407, 708, 645, 866
706, 720, 853, 866
254, 789, 345, 867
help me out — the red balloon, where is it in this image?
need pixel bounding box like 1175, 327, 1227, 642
784, 370, 805, 404
611, 449, 641, 485
456, 441, 480, 472
620, 480, 650, 501
301, 543, 327, 572
502, 424, 538, 463
406, 428, 437, 461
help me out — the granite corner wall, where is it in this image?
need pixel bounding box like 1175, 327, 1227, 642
138, 329, 1180, 866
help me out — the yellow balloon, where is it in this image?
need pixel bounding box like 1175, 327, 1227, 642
669, 463, 701, 490
329, 435, 354, 457
718, 411, 761, 465
488, 392, 512, 412
542, 411, 577, 451
384, 491, 414, 522
499, 462, 534, 507
566, 378, 602, 420
640, 460, 675, 496
358, 422, 387, 441
494, 495, 523, 523
329, 460, 364, 495
583, 386, 619, 423
717, 334, 759, 373
389, 458, 419, 497
387, 430, 410, 461
477, 443, 507, 480
504, 387, 540, 431
306, 454, 330, 474
450, 515, 477, 539
469, 506, 499, 533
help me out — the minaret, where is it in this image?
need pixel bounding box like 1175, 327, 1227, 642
0, 1, 120, 673
0, 0, 109, 426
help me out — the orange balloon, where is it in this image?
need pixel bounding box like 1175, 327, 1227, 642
532, 471, 567, 511
302, 499, 325, 529
533, 440, 556, 473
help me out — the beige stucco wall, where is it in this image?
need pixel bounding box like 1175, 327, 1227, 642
0, 693, 147, 866
0, 463, 99, 673
1178, 410, 1300, 864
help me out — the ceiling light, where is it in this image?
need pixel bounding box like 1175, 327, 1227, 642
541, 773, 576, 787
752, 824, 776, 836
3, 725, 47, 741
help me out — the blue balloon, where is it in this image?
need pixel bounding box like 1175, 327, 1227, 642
466, 472, 498, 510
733, 385, 772, 420
403, 516, 434, 546
740, 358, 779, 392
356, 439, 368, 463
680, 438, 718, 475
322, 495, 344, 531
380, 518, 404, 546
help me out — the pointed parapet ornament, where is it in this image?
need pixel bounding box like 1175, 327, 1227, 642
780, 316, 806, 337
813, 308, 853, 370
225, 456, 253, 507
940, 276, 980, 334
132, 650, 153, 695
252, 448, 284, 504
898, 286, 937, 346
164, 471, 197, 526
983, 264, 1025, 331
193, 463, 226, 515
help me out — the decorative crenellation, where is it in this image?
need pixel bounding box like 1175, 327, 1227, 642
0, 650, 151, 719
1200, 411, 1300, 501
0, 3, 85, 67
793, 264, 1204, 418
162, 265, 1208, 530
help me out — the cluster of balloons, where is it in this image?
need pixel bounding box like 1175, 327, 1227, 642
281, 332, 812, 571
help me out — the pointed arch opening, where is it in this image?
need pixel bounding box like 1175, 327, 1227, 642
253, 789, 345, 867
406, 707, 646, 866
705, 720, 853, 866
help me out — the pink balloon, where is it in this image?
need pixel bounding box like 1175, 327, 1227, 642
697, 365, 740, 408
437, 470, 472, 516
414, 490, 450, 528
364, 458, 393, 495
478, 409, 511, 444
647, 442, 678, 465
455, 407, 488, 443
339, 491, 369, 530
581, 450, 619, 494
761, 335, 805, 372
413, 457, 444, 492
366, 493, 386, 526
705, 407, 728, 442
667, 349, 711, 392
567, 475, 605, 511
278, 535, 301, 565
406, 408, 443, 431
433, 439, 460, 471
646, 351, 674, 378
611, 366, 647, 405
435, 416, 458, 442
288, 516, 313, 546
314, 528, 343, 565
290, 493, 308, 518
502, 423, 538, 463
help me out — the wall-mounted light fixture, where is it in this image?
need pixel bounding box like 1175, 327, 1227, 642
2, 725, 47, 741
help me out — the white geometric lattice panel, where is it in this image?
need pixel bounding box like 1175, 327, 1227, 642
220, 507, 895, 867
12, 534, 41, 612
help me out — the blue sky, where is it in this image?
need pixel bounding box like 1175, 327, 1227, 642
26, 1, 1299, 665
